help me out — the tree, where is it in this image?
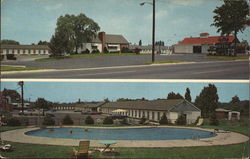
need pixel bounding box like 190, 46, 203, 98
0, 39, 20, 45
85, 116, 94, 125
38, 41, 49, 45
185, 88, 192, 102
194, 84, 219, 118
211, 0, 249, 55
62, 114, 74, 125
209, 113, 219, 126
167, 92, 183, 99
34, 98, 51, 116
103, 116, 113, 124
139, 40, 142, 46
49, 33, 68, 57
43, 115, 55, 126
51, 13, 100, 55
230, 95, 240, 104
159, 113, 168, 125
175, 113, 186, 125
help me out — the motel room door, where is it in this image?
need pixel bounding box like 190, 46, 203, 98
193, 46, 202, 53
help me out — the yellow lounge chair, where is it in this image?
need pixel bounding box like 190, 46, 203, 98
73, 141, 91, 159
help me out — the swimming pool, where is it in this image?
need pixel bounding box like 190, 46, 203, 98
25, 127, 216, 140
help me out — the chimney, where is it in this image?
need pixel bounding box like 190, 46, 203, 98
98, 32, 106, 52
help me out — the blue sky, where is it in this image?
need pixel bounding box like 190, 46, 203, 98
1, 0, 249, 46
1, 81, 249, 103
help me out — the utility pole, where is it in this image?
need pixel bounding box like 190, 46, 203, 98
152, 0, 155, 63
18, 81, 24, 115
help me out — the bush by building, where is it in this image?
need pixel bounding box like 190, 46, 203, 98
43, 115, 55, 126
121, 47, 131, 53
103, 116, 113, 124
175, 114, 187, 125
159, 113, 168, 125
6, 54, 16, 60
62, 114, 74, 125
91, 49, 100, 54
7, 117, 21, 126
85, 116, 94, 125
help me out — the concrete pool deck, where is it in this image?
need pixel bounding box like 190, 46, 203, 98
1, 126, 249, 148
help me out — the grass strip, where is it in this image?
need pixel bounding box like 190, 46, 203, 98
1, 66, 40, 72
206, 55, 249, 61
144, 60, 188, 64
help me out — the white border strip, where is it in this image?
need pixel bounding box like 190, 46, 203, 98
1, 79, 249, 83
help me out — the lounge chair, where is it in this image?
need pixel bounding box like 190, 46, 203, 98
73, 141, 92, 159
0, 144, 12, 152
196, 118, 204, 126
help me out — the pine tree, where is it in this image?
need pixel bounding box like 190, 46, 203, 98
185, 88, 192, 102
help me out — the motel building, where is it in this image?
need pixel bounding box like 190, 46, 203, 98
173, 33, 238, 54
100, 99, 201, 124
0, 44, 51, 56
77, 31, 129, 53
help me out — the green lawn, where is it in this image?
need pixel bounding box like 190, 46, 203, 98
1, 66, 40, 72
35, 53, 145, 62
206, 55, 249, 61
200, 119, 249, 136
144, 60, 188, 65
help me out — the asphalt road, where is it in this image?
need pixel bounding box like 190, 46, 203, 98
2, 60, 249, 79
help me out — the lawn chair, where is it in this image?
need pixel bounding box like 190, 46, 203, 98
196, 118, 204, 126
73, 141, 92, 159
0, 144, 12, 152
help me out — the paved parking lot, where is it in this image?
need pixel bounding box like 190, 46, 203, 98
2, 54, 211, 69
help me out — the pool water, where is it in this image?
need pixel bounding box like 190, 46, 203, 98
26, 127, 216, 140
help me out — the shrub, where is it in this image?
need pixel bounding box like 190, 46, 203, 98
134, 48, 141, 54
91, 49, 100, 54
7, 117, 21, 126
103, 47, 109, 53
139, 116, 147, 124
121, 47, 131, 53
175, 114, 186, 125
6, 54, 16, 60
209, 113, 219, 126
43, 115, 55, 126
81, 49, 90, 54
0, 55, 4, 61
62, 114, 74, 125
103, 116, 113, 125
85, 116, 94, 125
159, 113, 168, 125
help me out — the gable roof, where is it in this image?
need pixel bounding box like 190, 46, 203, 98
180, 35, 236, 45
0, 44, 50, 50
101, 99, 200, 112
105, 34, 129, 44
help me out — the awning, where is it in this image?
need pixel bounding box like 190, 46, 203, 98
112, 109, 128, 113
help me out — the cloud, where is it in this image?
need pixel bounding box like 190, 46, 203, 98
145, 10, 169, 20
45, 3, 63, 11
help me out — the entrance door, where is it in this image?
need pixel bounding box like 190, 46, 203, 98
193, 46, 202, 53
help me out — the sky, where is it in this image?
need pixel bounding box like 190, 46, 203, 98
1, 0, 249, 46
1, 81, 249, 103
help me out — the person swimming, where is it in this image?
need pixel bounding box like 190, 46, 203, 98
70, 130, 73, 134
84, 128, 88, 132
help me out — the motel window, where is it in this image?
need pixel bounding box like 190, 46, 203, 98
152, 112, 155, 120
138, 110, 141, 118
142, 111, 145, 117
39, 50, 41, 54
132, 110, 134, 117
147, 111, 150, 119
135, 110, 137, 117
92, 45, 97, 49
28, 50, 31, 54
17, 50, 20, 54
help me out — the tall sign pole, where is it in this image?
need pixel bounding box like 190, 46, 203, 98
18, 81, 24, 114
152, 0, 155, 63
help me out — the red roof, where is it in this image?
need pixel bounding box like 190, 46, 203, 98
180, 35, 235, 45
